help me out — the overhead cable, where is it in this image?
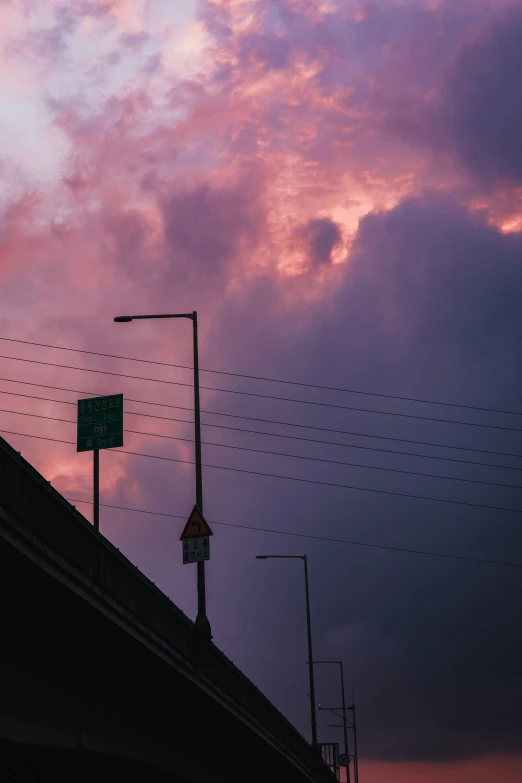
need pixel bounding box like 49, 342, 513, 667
0, 353, 519, 432
2, 406, 521, 490
66, 498, 522, 570
0, 388, 520, 470
2, 335, 521, 416
3, 428, 522, 514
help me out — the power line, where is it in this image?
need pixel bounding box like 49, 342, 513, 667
2, 406, 522, 490
3, 335, 521, 417
3, 427, 522, 514
0, 353, 520, 432
66, 498, 522, 570
123, 412, 522, 471
1, 386, 521, 471
2, 375, 522, 460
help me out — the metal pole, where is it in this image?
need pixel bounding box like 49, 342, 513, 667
351, 693, 359, 783
93, 449, 99, 532
303, 555, 318, 746
339, 662, 350, 783
193, 312, 203, 511
114, 311, 212, 638
192, 312, 210, 638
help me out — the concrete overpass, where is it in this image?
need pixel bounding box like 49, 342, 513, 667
0, 435, 336, 783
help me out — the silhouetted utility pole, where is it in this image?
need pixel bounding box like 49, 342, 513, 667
256, 554, 318, 746
114, 311, 211, 639
93, 448, 99, 531
350, 692, 359, 783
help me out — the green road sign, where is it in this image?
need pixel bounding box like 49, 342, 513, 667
77, 394, 123, 452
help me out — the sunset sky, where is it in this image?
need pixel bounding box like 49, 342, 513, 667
1, 1, 522, 780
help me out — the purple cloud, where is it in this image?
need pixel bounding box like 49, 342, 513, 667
201, 191, 522, 760
297, 217, 342, 267
2, 1, 522, 775
441, 13, 522, 184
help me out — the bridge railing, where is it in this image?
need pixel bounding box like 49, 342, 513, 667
318, 743, 340, 780
0, 437, 335, 782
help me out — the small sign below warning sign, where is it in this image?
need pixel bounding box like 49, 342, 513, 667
180, 505, 213, 541
182, 536, 210, 565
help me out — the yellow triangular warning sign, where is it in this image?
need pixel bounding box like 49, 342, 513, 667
180, 505, 213, 540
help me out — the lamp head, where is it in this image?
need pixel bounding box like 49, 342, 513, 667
114, 315, 133, 322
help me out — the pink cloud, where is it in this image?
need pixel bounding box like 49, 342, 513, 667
2, 0, 520, 492
1, 2, 522, 775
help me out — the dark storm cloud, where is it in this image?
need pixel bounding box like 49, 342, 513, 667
332, 195, 522, 761
298, 218, 342, 266
384, 8, 522, 188
205, 192, 522, 761
440, 13, 522, 184
348, 196, 522, 362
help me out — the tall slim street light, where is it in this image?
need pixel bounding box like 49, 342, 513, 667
349, 694, 359, 783
114, 311, 210, 638
314, 660, 350, 783
255, 554, 317, 747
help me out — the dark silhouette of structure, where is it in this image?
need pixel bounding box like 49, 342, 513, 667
0, 436, 336, 783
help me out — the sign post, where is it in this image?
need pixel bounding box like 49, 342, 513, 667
181, 505, 213, 565
93, 448, 100, 531
77, 393, 123, 531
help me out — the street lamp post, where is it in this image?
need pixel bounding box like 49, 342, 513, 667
256, 554, 318, 747
114, 311, 211, 638
350, 694, 359, 783
314, 660, 350, 783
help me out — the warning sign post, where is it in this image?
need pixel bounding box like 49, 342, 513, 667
180, 506, 213, 565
